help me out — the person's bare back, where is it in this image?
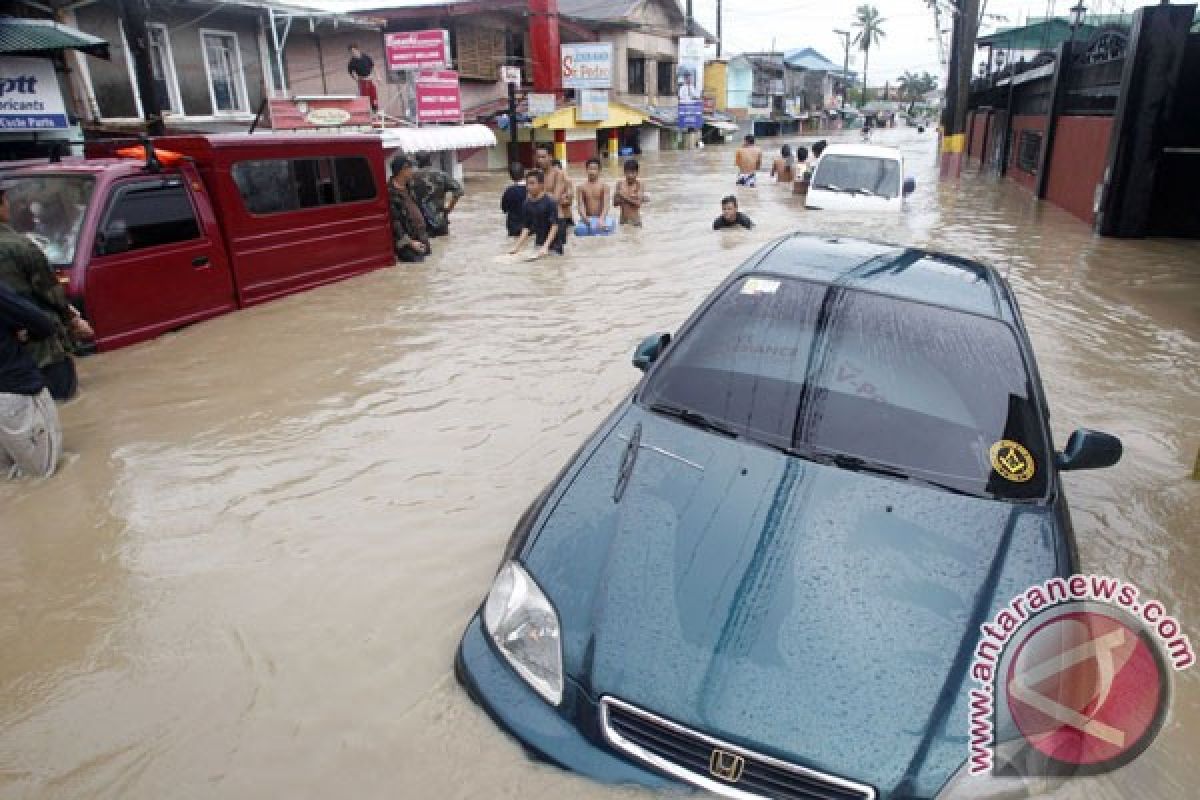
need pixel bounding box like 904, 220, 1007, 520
735, 145, 762, 174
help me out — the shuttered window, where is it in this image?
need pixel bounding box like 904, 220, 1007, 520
455, 25, 504, 80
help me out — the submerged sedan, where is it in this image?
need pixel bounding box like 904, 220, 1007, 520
456, 234, 1122, 799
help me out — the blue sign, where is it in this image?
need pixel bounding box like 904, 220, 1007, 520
0, 57, 70, 131
678, 100, 703, 131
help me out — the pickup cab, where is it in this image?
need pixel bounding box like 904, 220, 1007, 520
3, 133, 395, 351
805, 143, 916, 211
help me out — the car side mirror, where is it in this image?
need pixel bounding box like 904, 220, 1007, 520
903, 177, 917, 196
97, 220, 130, 255
1055, 428, 1122, 471
632, 332, 671, 371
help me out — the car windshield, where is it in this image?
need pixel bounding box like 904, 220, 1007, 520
4, 174, 95, 267
812, 155, 901, 198
640, 275, 1050, 500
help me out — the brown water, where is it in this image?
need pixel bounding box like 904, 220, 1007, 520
1, 128, 1197, 800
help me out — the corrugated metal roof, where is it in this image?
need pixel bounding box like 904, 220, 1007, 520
0, 17, 110, 59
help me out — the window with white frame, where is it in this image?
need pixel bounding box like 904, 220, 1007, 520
147, 24, 182, 113
201, 30, 249, 113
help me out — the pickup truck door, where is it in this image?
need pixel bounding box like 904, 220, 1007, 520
87, 175, 236, 351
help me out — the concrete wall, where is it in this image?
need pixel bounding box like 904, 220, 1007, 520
1045, 115, 1113, 225
704, 61, 727, 111
75, 2, 266, 119
727, 59, 752, 111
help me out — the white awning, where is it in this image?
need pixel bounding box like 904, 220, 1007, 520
379, 124, 497, 153
705, 120, 739, 132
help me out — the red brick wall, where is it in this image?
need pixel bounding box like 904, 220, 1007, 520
1045, 116, 1113, 225
1007, 115, 1046, 192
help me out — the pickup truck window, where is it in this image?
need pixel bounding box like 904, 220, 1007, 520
102, 182, 201, 251
5, 175, 94, 267
232, 157, 377, 215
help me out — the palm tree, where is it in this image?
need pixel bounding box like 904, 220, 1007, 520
852, 5, 886, 108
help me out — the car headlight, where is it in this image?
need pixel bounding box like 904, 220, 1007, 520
483, 561, 564, 706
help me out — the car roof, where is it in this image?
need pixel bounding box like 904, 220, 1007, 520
819, 143, 904, 160
742, 233, 1014, 321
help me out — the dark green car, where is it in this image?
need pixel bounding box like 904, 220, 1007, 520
456, 234, 1122, 799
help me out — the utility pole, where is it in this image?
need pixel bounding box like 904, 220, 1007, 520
834, 28, 851, 107
117, 0, 164, 136
942, 0, 980, 135
686, 0, 694, 36
716, 0, 722, 57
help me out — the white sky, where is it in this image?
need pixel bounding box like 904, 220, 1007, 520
689, 0, 1174, 86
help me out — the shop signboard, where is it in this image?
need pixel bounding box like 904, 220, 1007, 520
0, 57, 69, 130
385, 30, 450, 70
415, 69, 462, 123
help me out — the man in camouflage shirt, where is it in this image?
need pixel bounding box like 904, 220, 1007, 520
388, 157, 430, 263
411, 153, 464, 237
0, 184, 92, 401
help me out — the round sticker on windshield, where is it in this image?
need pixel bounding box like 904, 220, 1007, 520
990, 439, 1035, 482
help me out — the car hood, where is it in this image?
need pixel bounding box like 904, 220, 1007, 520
805, 187, 902, 211
523, 405, 1062, 798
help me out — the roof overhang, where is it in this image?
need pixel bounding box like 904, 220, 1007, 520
531, 101, 649, 131
379, 123, 497, 152
0, 16, 109, 59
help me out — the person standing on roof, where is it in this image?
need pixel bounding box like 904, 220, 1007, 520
347, 44, 378, 112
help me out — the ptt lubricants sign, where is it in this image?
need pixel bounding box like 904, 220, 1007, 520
0, 57, 69, 130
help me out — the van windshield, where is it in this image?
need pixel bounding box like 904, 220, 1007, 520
813, 155, 901, 199
5, 175, 95, 266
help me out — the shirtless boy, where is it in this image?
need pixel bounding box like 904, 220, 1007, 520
613, 159, 645, 226
734, 134, 763, 187
576, 158, 614, 234
553, 159, 573, 250
535, 143, 566, 207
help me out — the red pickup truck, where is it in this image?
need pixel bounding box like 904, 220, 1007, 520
3, 133, 395, 351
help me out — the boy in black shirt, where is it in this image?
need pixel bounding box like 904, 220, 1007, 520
510, 170, 562, 257
713, 195, 754, 230
500, 162, 527, 237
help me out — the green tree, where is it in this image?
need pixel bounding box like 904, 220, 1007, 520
852, 5, 887, 108
897, 70, 938, 100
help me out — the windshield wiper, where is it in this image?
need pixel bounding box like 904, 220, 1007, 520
648, 403, 739, 439
813, 182, 842, 192
811, 451, 984, 497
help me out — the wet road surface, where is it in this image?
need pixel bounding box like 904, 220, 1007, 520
1, 127, 1198, 799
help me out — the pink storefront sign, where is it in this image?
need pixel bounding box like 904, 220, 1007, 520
385, 30, 450, 71
415, 70, 462, 123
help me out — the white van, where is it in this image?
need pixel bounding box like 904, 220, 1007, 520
805, 144, 915, 211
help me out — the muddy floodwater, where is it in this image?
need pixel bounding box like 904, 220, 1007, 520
1, 127, 1198, 800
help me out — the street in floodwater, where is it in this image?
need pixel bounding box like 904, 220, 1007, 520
1, 127, 1198, 800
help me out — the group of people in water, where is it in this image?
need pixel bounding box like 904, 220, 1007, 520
502, 143, 646, 258
737, 133, 828, 190
498, 134, 834, 253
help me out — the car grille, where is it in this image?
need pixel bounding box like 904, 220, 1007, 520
600, 696, 876, 800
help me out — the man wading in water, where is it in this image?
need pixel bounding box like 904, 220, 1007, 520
734, 134, 762, 187
510, 169, 561, 258
575, 158, 615, 235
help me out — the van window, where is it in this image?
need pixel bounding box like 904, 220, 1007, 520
232, 159, 296, 214
103, 182, 201, 251
232, 157, 377, 215
334, 157, 376, 203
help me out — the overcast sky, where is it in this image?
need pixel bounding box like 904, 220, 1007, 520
689, 0, 1163, 86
